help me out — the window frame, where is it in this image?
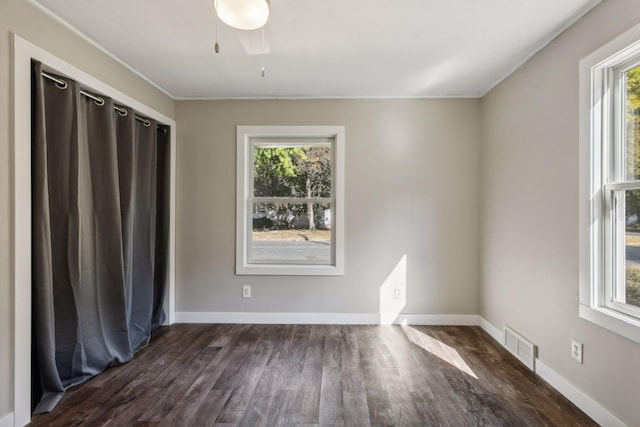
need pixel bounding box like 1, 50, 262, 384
236, 125, 345, 276
579, 22, 640, 344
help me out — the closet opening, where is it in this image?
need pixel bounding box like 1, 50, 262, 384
12, 35, 176, 425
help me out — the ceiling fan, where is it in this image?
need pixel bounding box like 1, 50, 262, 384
213, 0, 271, 56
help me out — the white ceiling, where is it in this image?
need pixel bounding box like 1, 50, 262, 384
31, 0, 599, 99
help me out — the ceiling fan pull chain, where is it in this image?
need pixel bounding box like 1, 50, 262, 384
261, 27, 265, 77
214, 0, 220, 53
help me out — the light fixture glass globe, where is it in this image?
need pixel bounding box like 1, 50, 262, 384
215, 0, 270, 31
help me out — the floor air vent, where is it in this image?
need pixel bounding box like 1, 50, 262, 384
503, 326, 537, 371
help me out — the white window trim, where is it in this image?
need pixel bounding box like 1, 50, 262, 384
579, 21, 640, 344
236, 126, 345, 276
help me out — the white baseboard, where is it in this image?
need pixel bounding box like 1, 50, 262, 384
175, 311, 374, 324
0, 413, 14, 427
479, 316, 503, 342
391, 313, 480, 325
174, 311, 480, 326
479, 317, 627, 427
535, 361, 626, 427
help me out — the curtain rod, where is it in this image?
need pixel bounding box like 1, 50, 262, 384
41, 71, 165, 130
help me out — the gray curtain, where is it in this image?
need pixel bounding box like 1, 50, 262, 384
31, 61, 169, 413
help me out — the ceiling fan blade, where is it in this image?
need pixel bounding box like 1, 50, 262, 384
238, 26, 270, 55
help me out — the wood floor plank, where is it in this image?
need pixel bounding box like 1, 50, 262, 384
318, 366, 344, 426
356, 327, 396, 426
410, 391, 442, 426
161, 325, 252, 426
289, 364, 323, 425
340, 326, 366, 393
213, 325, 277, 424
265, 389, 300, 426
343, 391, 371, 427
380, 367, 424, 426
281, 324, 312, 373
138, 344, 222, 422
302, 324, 325, 369
189, 389, 232, 427
322, 325, 342, 368
236, 366, 288, 427
29, 324, 599, 427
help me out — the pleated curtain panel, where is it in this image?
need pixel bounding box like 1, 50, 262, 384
31, 61, 170, 413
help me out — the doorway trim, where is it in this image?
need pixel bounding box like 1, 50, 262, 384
11, 34, 176, 427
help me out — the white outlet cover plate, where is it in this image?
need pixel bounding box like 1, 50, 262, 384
571, 339, 583, 363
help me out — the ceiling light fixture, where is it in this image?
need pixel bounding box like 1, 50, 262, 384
214, 0, 270, 31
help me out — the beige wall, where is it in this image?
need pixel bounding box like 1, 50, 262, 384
480, 1, 640, 425
0, 0, 174, 419
176, 99, 481, 316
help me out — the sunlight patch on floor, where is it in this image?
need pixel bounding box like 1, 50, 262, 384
402, 325, 478, 379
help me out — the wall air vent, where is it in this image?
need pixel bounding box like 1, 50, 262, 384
503, 325, 537, 371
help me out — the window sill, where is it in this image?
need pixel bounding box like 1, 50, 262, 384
236, 263, 344, 276
579, 303, 640, 344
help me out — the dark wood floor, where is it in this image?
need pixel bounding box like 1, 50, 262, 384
29, 324, 596, 427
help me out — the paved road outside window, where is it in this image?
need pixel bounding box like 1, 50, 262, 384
252, 240, 331, 263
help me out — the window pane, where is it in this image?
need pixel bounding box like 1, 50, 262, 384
625, 189, 640, 307
625, 65, 640, 180
253, 145, 332, 197
251, 202, 332, 264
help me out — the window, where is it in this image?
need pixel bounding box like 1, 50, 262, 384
580, 23, 640, 343
236, 126, 345, 275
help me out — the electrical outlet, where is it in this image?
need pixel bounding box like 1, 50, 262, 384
395, 287, 404, 299
242, 285, 251, 298
571, 339, 583, 364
